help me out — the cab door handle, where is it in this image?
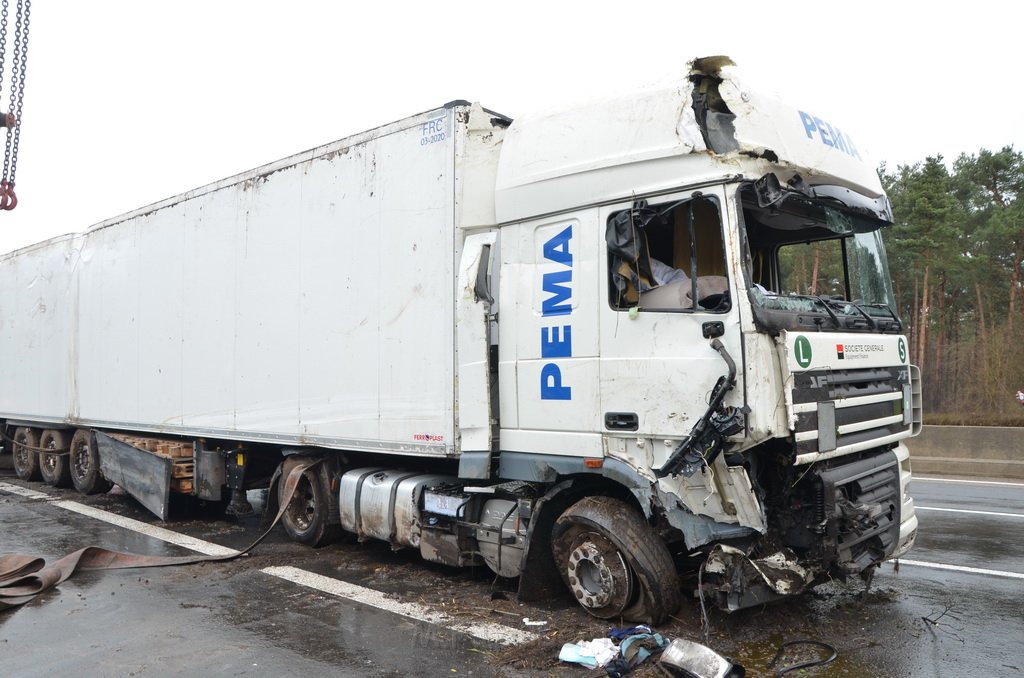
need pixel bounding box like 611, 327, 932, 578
605, 412, 638, 431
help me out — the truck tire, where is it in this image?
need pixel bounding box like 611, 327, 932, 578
11, 427, 41, 481
39, 429, 72, 487
551, 495, 681, 625
279, 463, 341, 547
69, 429, 113, 495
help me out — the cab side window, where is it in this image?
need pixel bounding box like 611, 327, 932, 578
607, 197, 729, 312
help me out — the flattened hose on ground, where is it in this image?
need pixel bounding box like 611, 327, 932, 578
768, 639, 838, 675
0, 459, 320, 611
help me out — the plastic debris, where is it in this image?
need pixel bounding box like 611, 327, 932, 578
522, 617, 547, 626
558, 638, 619, 669
558, 628, 672, 675
605, 632, 669, 677
608, 625, 653, 641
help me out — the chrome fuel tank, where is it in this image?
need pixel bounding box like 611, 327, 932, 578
338, 468, 455, 548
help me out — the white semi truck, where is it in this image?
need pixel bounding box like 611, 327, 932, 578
1, 56, 919, 623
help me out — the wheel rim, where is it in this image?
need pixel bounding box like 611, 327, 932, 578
71, 438, 90, 481
42, 438, 58, 475
565, 531, 634, 615
285, 475, 316, 531
14, 432, 31, 468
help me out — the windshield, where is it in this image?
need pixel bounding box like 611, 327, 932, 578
846, 229, 896, 309
740, 181, 901, 334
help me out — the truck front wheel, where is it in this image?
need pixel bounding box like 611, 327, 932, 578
12, 427, 41, 481
279, 463, 341, 547
551, 496, 681, 625
39, 429, 72, 487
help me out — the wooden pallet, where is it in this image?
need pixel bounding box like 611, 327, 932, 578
171, 477, 194, 494
108, 433, 195, 494
171, 460, 194, 478
108, 434, 191, 459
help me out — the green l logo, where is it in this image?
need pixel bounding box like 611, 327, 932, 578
794, 336, 812, 369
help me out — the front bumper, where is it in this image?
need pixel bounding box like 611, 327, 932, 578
702, 444, 913, 610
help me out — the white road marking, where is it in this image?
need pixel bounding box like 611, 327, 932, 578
916, 505, 1024, 519
913, 477, 1024, 488
0, 481, 539, 646
51, 499, 241, 557
898, 559, 1024, 580
262, 565, 539, 646
0, 481, 51, 500
0, 481, 239, 557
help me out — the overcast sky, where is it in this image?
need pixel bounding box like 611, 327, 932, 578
0, 1, 1019, 253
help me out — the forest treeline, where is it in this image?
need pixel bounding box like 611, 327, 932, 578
879, 146, 1023, 424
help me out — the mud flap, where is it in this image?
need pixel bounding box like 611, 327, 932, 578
703, 544, 815, 611
261, 463, 285, 532
515, 480, 578, 603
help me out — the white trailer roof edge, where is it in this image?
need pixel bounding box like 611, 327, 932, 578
0, 231, 81, 261
84, 101, 509, 237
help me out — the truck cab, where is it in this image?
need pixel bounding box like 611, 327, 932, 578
490, 56, 919, 614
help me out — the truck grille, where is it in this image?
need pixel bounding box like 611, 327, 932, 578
791, 367, 911, 463
816, 450, 901, 573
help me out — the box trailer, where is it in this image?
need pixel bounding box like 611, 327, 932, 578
1, 56, 920, 622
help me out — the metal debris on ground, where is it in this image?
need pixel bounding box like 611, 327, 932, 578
659, 637, 746, 678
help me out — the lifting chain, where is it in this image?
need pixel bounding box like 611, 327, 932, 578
0, 0, 8, 104
0, 0, 30, 210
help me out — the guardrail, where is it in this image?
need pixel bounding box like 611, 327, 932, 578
907, 425, 1024, 480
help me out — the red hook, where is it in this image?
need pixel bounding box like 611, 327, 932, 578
0, 181, 9, 211
5, 182, 16, 210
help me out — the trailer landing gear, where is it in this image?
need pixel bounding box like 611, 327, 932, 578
226, 488, 254, 516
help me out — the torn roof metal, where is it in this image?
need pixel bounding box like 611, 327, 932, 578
494, 55, 884, 223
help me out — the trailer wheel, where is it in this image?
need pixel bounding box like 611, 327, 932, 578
11, 427, 41, 481
279, 463, 341, 547
39, 430, 72, 487
69, 429, 112, 495
551, 496, 681, 625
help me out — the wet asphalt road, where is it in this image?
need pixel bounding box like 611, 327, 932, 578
1, 472, 1022, 677
0, 483, 503, 677
867, 478, 1024, 676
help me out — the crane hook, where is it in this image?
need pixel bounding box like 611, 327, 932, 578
3, 181, 16, 210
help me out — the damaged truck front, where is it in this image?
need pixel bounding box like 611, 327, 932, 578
492, 55, 919, 617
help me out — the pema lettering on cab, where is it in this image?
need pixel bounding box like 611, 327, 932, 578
539, 225, 573, 400
798, 110, 861, 160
